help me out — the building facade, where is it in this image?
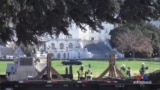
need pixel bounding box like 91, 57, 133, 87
37, 23, 124, 59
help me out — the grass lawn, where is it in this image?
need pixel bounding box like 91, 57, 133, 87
0, 60, 160, 79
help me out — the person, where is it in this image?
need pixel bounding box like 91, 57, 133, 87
137, 74, 142, 81
85, 69, 92, 80
65, 66, 69, 74
139, 63, 148, 76
77, 65, 85, 80
88, 64, 91, 69
126, 67, 131, 77
120, 64, 127, 77
143, 74, 149, 81
88, 63, 92, 72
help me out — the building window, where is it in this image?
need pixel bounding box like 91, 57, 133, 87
78, 52, 80, 58
63, 53, 66, 59
68, 53, 69, 58
69, 35, 72, 38
76, 44, 80, 48
60, 43, 64, 49
51, 43, 55, 49
91, 37, 94, 41
57, 53, 61, 59
66, 34, 72, 39
69, 43, 73, 49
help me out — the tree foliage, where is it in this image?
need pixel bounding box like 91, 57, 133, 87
137, 23, 160, 57
110, 23, 160, 57
0, 0, 160, 44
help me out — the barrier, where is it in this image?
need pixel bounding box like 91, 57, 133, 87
0, 80, 160, 90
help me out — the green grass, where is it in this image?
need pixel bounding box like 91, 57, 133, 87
0, 60, 160, 79
0, 61, 14, 75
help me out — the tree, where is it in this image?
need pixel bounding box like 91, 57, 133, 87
110, 28, 153, 57
110, 24, 157, 56
119, 0, 160, 23
0, 0, 160, 45
138, 23, 160, 57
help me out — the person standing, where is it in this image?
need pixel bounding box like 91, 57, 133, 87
120, 64, 127, 77
77, 65, 85, 80
88, 64, 91, 69
126, 67, 131, 77
85, 69, 92, 80
139, 63, 148, 76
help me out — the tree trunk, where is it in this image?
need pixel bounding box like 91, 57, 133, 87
20, 44, 35, 57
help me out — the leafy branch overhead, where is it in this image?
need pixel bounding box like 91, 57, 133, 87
0, 0, 159, 44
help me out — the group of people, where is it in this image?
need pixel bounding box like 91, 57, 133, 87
77, 64, 93, 80
120, 63, 149, 80
77, 63, 149, 80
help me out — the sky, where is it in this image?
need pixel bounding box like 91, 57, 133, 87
150, 20, 160, 28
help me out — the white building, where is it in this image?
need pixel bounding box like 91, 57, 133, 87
0, 22, 124, 60
44, 39, 92, 59
37, 23, 124, 59
0, 45, 15, 59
